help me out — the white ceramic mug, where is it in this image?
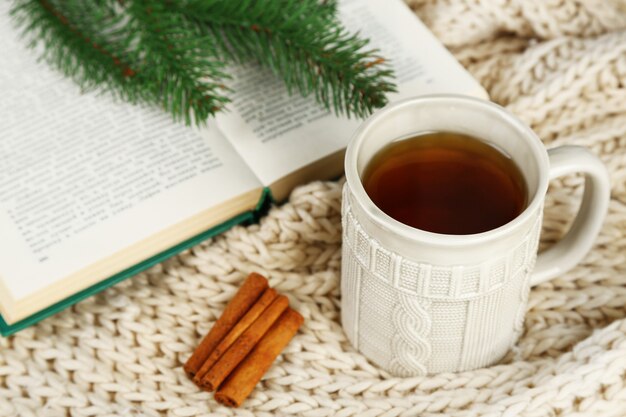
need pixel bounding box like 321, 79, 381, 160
341, 95, 610, 376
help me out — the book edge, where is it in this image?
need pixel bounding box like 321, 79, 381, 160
0, 188, 272, 336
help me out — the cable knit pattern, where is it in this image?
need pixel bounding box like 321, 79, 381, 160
389, 296, 432, 377
2, 0, 626, 416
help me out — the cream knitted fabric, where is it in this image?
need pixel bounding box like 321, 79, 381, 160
2, 1, 626, 416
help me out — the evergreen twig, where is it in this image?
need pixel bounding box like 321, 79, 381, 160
10, 0, 397, 125
179, 0, 396, 118
11, 1, 146, 100
123, 0, 230, 123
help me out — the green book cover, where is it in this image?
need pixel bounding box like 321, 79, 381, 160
0, 188, 273, 337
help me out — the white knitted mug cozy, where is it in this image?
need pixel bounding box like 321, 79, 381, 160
341, 95, 611, 376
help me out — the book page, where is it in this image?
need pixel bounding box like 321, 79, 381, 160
0, 9, 262, 303
215, 0, 487, 186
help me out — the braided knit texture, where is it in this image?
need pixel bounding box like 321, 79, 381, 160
3, 1, 626, 416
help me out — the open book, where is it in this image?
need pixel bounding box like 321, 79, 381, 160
0, 0, 486, 335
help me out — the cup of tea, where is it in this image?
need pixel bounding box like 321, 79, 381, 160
341, 94, 610, 376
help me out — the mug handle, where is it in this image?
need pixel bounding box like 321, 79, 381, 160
531, 146, 611, 286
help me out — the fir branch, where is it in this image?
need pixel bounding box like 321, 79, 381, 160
11, 1, 144, 98
122, 0, 230, 124
11, 0, 230, 125
10, 0, 397, 124
179, 0, 396, 118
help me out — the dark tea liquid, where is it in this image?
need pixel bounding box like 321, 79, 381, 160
362, 132, 528, 235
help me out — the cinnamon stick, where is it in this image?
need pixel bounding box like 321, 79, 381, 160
215, 308, 304, 407
183, 273, 268, 379
198, 295, 290, 391
193, 287, 278, 383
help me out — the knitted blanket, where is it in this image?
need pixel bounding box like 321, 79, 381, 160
2, 1, 626, 416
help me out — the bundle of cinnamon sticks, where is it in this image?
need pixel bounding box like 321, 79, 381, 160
184, 273, 303, 407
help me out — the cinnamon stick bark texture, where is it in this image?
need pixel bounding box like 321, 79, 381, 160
193, 287, 278, 383
183, 273, 268, 379
215, 308, 304, 407
199, 295, 290, 391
